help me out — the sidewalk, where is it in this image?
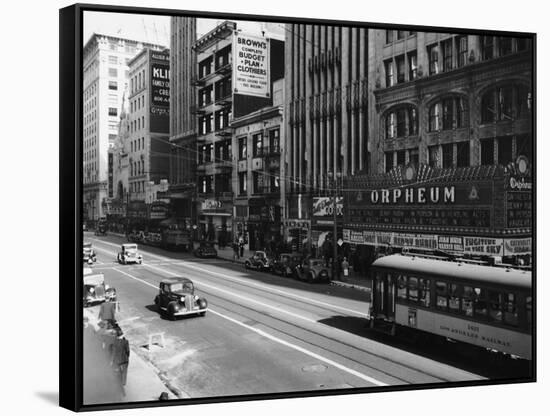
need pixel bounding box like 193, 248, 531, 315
83, 307, 179, 403
214, 245, 371, 293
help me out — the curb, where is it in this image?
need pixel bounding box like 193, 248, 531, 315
330, 280, 371, 292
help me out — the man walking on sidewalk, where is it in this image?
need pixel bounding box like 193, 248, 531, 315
109, 328, 130, 396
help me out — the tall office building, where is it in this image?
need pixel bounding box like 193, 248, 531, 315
83, 34, 165, 222
284, 25, 368, 251
168, 17, 197, 228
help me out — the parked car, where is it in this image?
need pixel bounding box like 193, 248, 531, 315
194, 242, 218, 258
294, 258, 332, 283
244, 250, 273, 271
154, 277, 208, 319
271, 252, 303, 277
82, 242, 97, 265
83, 271, 116, 307
117, 243, 143, 265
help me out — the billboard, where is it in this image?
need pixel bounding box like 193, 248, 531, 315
233, 32, 270, 98
149, 50, 170, 134
313, 197, 343, 217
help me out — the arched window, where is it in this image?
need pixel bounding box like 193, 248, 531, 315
480, 83, 531, 123
429, 96, 467, 132
384, 105, 418, 139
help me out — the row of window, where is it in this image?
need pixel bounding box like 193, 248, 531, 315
198, 45, 232, 79
383, 83, 530, 140
237, 171, 280, 196
198, 109, 232, 135
130, 180, 146, 194
130, 137, 145, 153
384, 134, 531, 172
198, 78, 232, 107
130, 95, 146, 113
198, 140, 232, 165
130, 69, 147, 95
396, 274, 532, 328
84, 123, 97, 138
130, 160, 145, 177
130, 116, 146, 134
238, 129, 281, 160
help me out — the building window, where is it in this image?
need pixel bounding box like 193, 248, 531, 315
384, 59, 394, 87
396, 108, 407, 137
480, 139, 495, 165
385, 112, 395, 139
428, 44, 439, 75
396, 150, 406, 167
482, 36, 494, 60
442, 98, 454, 130
108, 68, 118, 77
396, 55, 405, 83
239, 172, 247, 195
108, 81, 118, 90
108, 107, 117, 117
456, 141, 470, 167
108, 55, 118, 64
409, 148, 419, 167
408, 107, 418, 136
498, 136, 513, 165
199, 86, 213, 107
408, 51, 417, 80
253, 172, 263, 194
269, 129, 280, 154
456, 36, 468, 68
429, 103, 441, 132
239, 137, 247, 160
270, 173, 280, 193
481, 84, 530, 123
396, 30, 405, 40
499, 37, 513, 56
252, 133, 263, 157
386, 30, 394, 44
385, 152, 393, 172
442, 38, 453, 72
429, 146, 439, 167
442, 143, 454, 168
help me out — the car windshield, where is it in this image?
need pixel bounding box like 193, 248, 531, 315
169, 282, 193, 293
125, 245, 137, 251
83, 244, 92, 249
256, 252, 266, 258
311, 260, 323, 267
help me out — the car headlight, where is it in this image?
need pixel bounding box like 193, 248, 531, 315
89, 287, 95, 293
194, 295, 199, 301
180, 297, 185, 303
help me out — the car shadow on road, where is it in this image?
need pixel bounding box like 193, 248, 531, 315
318, 315, 533, 380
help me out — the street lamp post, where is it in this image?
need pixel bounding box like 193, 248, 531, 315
328, 171, 341, 280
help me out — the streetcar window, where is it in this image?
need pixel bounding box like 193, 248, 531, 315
488, 290, 503, 322
419, 279, 430, 307
408, 277, 419, 302
473, 287, 488, 318
435, 281, 448, 310
462, 286, 474, 316
449, 284, 461, 312
526, 296, 532, 326
397, 275, 407, 299
503, 292, 518, 326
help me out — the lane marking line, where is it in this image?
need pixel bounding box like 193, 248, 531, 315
91, 239, 369, 318
109, 266, 388, 387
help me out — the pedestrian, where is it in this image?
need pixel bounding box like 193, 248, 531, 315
341, 257, 350, 280
109, 327, 130, 396
98, 299, 117, 326
238, 236, 244, 258
233, 241, 239, 260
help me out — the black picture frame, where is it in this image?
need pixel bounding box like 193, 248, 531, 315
60, 3, 536, 412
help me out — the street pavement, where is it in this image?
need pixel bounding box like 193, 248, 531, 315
81, 231, 529, 403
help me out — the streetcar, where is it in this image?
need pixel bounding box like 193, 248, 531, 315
369, 254, 532, 360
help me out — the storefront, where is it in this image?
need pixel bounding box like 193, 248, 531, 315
282, 219, 311, 254
343, 162, 532, 267
198, 198, 233, 247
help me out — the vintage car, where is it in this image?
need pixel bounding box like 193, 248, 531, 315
154, 277, 208, 319
82, 242, 97, 264
294, 258, 332, 283
83, 271, 117, 307
117, 243, 143, 265
194, 242, 218, 258
271, 253, 303, 277
244, 250, 273, 271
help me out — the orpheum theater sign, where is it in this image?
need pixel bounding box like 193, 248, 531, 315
344, 164, 532, 256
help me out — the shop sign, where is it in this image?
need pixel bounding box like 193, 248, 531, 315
503, 238, 532, 256
463, 237, 503, 256
283, 219, 310, 230
506, 192, 532, 228
150, 202, 169, 220
149, 50, 170, 134
313, 197, 343, 217
233, 32, 270, 98
202, 199, 223, 210
437, 236, 464, 252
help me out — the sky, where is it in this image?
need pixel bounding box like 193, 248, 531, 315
83, 11, 285, 47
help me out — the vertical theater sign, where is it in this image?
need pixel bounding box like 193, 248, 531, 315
343, 163, 532, 259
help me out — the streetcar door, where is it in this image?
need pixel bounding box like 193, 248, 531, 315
373, 272, 396, 320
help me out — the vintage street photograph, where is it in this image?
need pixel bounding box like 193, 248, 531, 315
80, 9, 533, 405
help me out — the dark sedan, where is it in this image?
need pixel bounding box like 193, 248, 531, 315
194, 242, 218, 258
